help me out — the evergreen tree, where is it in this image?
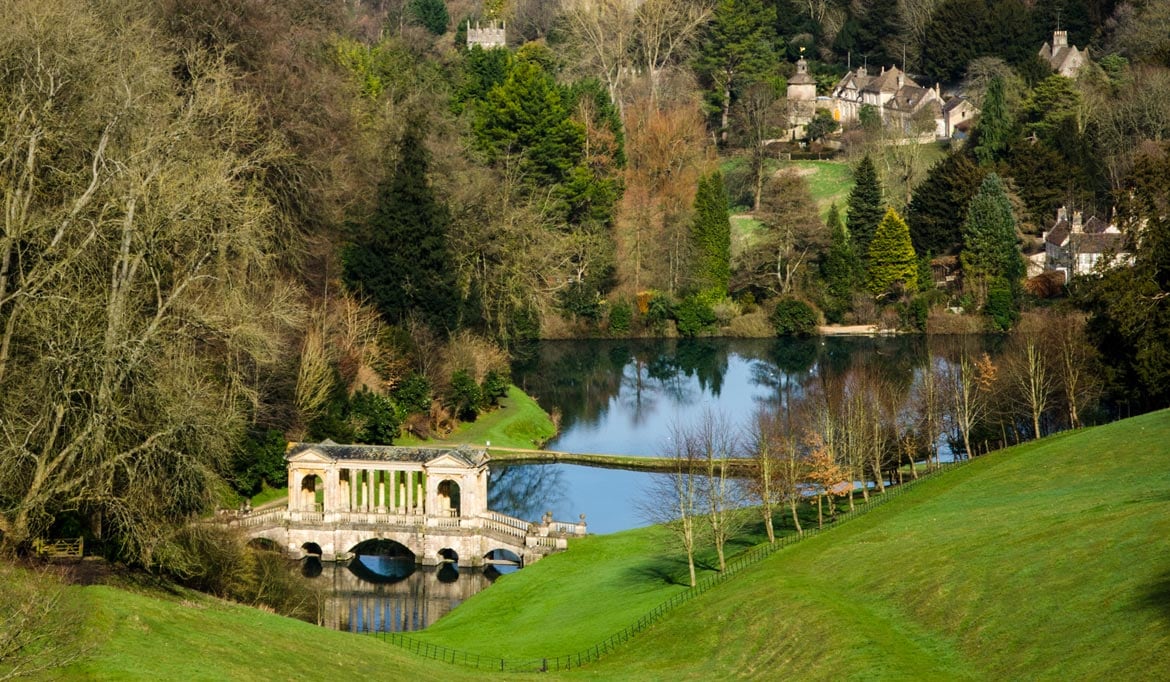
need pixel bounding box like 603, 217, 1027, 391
820, 203, 860, 321
847, 154, 884, 262
696, 0, 777, 143
691, 172, 732, 295
973, 76, 1014, 165
867, 208, 919, 298
961, 173, 1024, 310
474, 50, 586, 185
907, 151, 986, 256
407, 0, 449, 35
343, 126, 460, 333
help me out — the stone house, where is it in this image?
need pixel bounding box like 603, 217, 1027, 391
942, 96, 978, 140
1039, 30, 1087, 78
467, 20, 506, 49
786, 54, 818, 139
827, 64, 949, 140
1042, 207, 1129, 279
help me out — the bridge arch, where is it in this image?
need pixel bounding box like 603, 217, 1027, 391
484, 548, 522, 567
302, 542, 323, 557
437, 547, 459, 564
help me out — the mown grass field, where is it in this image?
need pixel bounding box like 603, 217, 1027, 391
50, 409, 1170, 680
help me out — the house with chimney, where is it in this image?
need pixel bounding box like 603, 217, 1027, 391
1042, 207, 1130, 280
827, 64, 970, 141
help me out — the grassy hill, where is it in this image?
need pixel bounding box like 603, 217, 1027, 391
51, 409, 1170, 679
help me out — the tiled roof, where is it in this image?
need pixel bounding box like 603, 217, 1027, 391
286, 442, 486, 467
1046, 221, 1070, 247
886, 85, 935, 113
861, 66, 903, 94
1082, 216, 1109, 234
1071, 231, 1126, 255
942, 96, 972, 114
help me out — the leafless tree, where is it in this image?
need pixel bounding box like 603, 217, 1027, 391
640, 423, 706, 586
0, 564, 88, 680
694, 409, 745, 571
1004, 332, 1056, 440
944, 351, 999, 458
1046, 311, 1102, 430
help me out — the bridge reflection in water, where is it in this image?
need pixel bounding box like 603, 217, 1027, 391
309, 554, 510, 633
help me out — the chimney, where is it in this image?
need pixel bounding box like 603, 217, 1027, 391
1072, 210, 1083, 233
1054, 30, 1068, 48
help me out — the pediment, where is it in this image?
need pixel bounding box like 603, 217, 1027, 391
424, 453, 476, 470
286, 448, 333, 464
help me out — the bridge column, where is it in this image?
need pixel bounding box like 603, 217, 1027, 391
324, 466, 339, 514
365, 469, 373, 512
405, 471, 414, 513
349, 468, 356, 512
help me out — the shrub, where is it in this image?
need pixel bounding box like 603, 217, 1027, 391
645, 292, 673, 332
607, 299, 633, 334
448, 369, 482, 420
480, 369, 509, 406
737, 291, 758, 314
675, 295, 717, 337
393, 372, 432, 416
711, 298, 740, 326
770, 297, 820, 337
557, 281, 602, 322
985, 278, 1019, 331
349, 389, 401, 444
233, 429, 287, 497
726, 311, 774, 337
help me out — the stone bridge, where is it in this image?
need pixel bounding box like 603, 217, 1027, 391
224, 442, 585, 567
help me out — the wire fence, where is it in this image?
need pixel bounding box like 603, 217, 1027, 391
368, 458, 969, 672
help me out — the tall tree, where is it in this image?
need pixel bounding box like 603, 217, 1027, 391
690, 171, 732, 295
344, 126, 460, 332
0, 0, 296, 561
906, 151, 986, 256
867, 208, 919, 298
820, 203, 860, 322
972, 76, 1015, 165
847, 154, 885, 262
695, 0, 777, 143
960, 173, 1024, 307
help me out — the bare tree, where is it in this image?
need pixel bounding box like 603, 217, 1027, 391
733, 82, 786, 212
641, 423, 706, 586
1046, 311, 1101, 429
694, 409, 744, 571
0, 3, 299, 561
945, 352, 999, 459
0, 565, 87, 680
1004, 332, 1056, 440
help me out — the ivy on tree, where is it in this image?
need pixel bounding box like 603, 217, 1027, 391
867, 207, 919, 298
343, 125, 460, 333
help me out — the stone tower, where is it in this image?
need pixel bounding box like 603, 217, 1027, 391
467, 20, 506, 49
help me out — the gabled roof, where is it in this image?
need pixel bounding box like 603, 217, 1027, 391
885, 85, 936, 113
942, 96, 975, 115
1071, 231, 1126, 255
1046, 221, 1071, 247
861, 66, 904, 95
1082, 216, 1109, 234
285, 442, 487, 468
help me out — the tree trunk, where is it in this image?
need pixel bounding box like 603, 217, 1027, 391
790, 498, 802, 536
720, 82, 732, 144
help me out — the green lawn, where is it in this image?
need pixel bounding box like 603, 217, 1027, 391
48, 409, 1170, 679
397, 384, 556, 450
784, 159, 854, 218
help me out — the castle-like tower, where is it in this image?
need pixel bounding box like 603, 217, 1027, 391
787, 51, 817, 138
467, 20, 506, 49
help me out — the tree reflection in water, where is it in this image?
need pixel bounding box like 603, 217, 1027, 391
488, 463, 566, 523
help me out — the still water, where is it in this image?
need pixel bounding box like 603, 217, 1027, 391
307, 335, 981, 632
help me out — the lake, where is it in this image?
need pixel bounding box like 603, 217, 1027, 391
307, 335, 979, 632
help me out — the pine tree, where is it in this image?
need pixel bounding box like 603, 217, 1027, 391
867, 207, 919, 298
691, 172, 732, 295
343, 126, 460, 333
820, 203, 859, 320
696, 0, 776, 143
907, 151, 986, 256
847, 154, 884, 262
961, 173, 1024, 312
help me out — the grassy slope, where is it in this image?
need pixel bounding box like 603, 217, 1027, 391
62, 410, 1170, 679
582, 409, 1170, 679
396, 384, 555, 450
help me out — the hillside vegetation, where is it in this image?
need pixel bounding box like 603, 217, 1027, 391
50, 410, 1170, 679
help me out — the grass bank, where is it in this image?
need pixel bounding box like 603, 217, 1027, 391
52, 409, 1170, 679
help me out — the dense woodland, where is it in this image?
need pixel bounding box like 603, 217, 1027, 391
1, 0, 1169, 584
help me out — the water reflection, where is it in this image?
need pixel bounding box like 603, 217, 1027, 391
309, 556, 492, 633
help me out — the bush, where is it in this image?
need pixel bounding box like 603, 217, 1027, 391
985, 277, 1019, 331
607, 299, 633, 334
770, 297, 820, 337
233, 428, 287, 497
448, 369, 482, 420
349, 390, 401, 444
675, 295, 717, 337
557, 281, 602, 322
645, 292, 673, 332
480, 369, 509, 406
711, 298, 740, 325
392, 372, 432, 416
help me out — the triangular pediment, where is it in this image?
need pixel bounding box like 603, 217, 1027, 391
286, 448, 333, 464
424, 452, 474, 469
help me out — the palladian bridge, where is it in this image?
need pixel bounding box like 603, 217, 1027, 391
227, 442, 586, 567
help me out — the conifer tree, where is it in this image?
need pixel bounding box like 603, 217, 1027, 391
820, 203, 859, 320
973, 76, 1013, 165
847, 154, 884, 262
907, 151, 986, 257
960, 173, 1024, 297
867, 207, 919, 298
691, 172, 732, 295
343, 126, 460, 333
696, 0, 777, 143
